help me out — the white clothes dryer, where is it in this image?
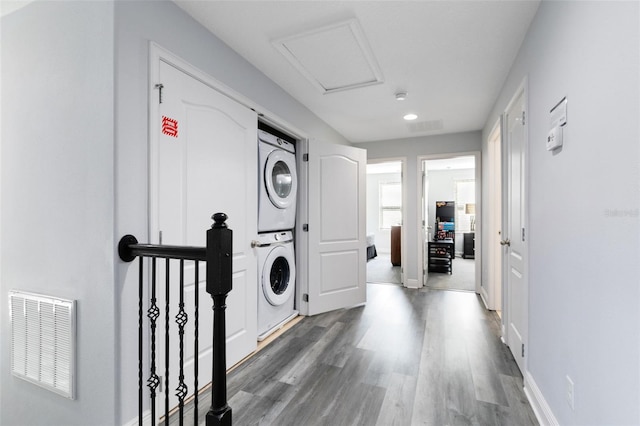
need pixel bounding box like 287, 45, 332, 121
258, 130, 297, 232
256, 230, 297, 341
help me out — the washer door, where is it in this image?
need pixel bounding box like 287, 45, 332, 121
262, 245, 295, 306
264, 150, 297, 209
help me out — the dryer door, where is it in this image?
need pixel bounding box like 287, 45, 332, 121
264, 150, 297, 209
262, 245, 296, 306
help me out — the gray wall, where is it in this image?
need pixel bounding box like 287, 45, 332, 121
1, 2, 117, 425
482, 2, 639, 424
363, 131, 481, 285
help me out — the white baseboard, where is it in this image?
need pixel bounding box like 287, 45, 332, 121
405, 278, 419, 288
479, 287, 490, 309
524, 371, 559, 426
122, 410, 152, 426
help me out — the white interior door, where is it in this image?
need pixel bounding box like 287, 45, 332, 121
150, 59, 257, 413
307, 141, 367, 316
503, 87, 528, 373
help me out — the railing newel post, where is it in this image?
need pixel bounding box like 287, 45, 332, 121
206, 213, 233, 426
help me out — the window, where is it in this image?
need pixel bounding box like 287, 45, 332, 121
455, 180, 475, 232
380, 182, 401, 229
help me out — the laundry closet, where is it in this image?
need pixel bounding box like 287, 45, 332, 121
149, 45, 368, 385
255, 124, 298, 341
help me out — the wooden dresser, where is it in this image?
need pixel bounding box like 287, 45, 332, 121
391, 225, 401, 266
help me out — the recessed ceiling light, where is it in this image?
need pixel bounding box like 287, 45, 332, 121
395, 92, 407, 101
403, 113, 418, 121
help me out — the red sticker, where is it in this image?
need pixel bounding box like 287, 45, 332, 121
162, 116, 178, 138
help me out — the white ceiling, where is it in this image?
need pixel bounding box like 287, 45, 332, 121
174, 0, 540, 143
2, 1, 540, 143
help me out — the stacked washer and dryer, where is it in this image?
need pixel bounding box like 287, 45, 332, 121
256, 130, 298, 341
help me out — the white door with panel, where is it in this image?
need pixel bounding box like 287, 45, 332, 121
150, 59, 257, 412
503, 87, 528, 373
306, 141, 367, 316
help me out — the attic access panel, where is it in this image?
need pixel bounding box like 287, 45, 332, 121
273, 19, 384, 94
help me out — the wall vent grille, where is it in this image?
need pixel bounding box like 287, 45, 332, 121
9, 291, 76, 399
407, 119, 444, 133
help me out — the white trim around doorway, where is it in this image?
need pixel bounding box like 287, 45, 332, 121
367, 157, 408, 287
417, 151, 482, 291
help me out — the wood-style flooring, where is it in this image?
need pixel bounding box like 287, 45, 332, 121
182, 284, 538, 425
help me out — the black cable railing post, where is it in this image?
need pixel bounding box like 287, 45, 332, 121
206, 213, 233, 426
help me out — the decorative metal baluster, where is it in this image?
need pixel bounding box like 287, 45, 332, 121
165, 259, 171, 423
194, 260, 200, 426
148, 258, 161, 426
176, 259, 189, 426
138, 256, 144, 426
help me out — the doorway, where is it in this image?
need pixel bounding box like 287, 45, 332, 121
366, 160, 405, 285
420, 154, 479, 292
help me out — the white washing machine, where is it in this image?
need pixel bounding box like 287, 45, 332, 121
258, 130, 297, 233
256, 230, 297, 341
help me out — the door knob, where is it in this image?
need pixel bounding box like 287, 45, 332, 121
500, 239, 511, 246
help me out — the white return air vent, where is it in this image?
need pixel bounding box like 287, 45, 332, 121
9, 291, 76, 399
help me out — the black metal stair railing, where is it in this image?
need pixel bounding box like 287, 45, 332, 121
119, 212, 233, 426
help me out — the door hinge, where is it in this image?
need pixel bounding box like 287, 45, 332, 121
522, 228, 526, 242
155, 83, 164, 104
303, 153, 309, 162
521, 343, 525, 357
159, 230, 163, 245
522, 111, 526, 125
303, 224, 308, 232
303, 294, 309, 302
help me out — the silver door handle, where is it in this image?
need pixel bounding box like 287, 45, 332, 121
251, 240, 265, 248
500, 239, 511, 246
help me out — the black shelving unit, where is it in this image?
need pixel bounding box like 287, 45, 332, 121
434, 201, 455, 259
428, 240, 454, 274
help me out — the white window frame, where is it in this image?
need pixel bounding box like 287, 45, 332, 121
379, 181, 402, 229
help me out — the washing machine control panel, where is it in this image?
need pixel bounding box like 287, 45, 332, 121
256, 230, 293, 246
